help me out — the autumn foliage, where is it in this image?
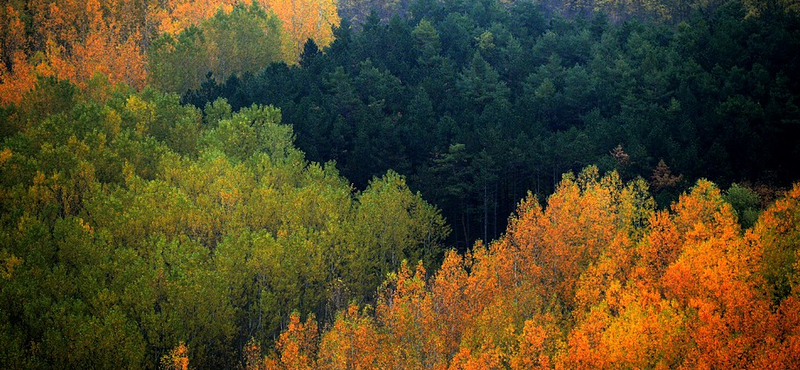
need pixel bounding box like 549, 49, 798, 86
0, 0, 339, 105
161, 342, 190, 370
264, 167, 800, 369
263, 0, 339, 61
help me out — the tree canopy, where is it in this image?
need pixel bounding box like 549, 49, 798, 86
260, 168, 800, 369
185, 0, 800, 248
0, 80, 446, 369
2, 0, 800, 368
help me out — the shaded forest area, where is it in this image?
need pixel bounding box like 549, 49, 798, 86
2, 0, 800, 369
184, 0, 800, 248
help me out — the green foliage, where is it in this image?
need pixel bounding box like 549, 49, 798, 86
148, 26, 210, 95
185, 0, 800, 249
6, 0, 800, 367
148, 2, 284, 93
346, 171, 449, 299
411, 19, 441, 63
724, 183, 760, 229
0, 79, 447, 369
757, 185, 800, 304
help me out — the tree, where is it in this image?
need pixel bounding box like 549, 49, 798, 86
345, 171, 449, 301
650, 159, 682, 191
263, 0, 340, 62
266, 313, 319, 370
266, 167, 800, 369
756, 184, 800, 304
724, 183, 761, 229
317, 304, 383, 370
0, 79, 449, 368
161, 343, 190, 370
0, 4, 33, 105
149, 3, 284, 93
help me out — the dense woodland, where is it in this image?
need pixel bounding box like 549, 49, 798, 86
258, 170, 800, 369
185, 0, 800, 247
2, 0, 800, 369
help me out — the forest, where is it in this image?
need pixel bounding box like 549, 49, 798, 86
1, 0, 800, 368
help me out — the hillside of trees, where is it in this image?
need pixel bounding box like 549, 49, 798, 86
184, 0, 800, 248
0, 81, 447, 368
260, 169, 800, 369
0, 0, 339, 104
2, 0, 800, 369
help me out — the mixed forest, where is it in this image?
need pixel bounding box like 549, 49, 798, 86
2, 0, 800, 368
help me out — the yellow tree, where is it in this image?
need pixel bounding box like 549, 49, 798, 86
375, 261, 443, 369
161, 342, 190, 370
266, 313, 319, 370
317, 304, 384, 370
262, 0, 339, 61
749, 184, 800, 368
153, 0, 237, 35
262, 170, 800, 369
